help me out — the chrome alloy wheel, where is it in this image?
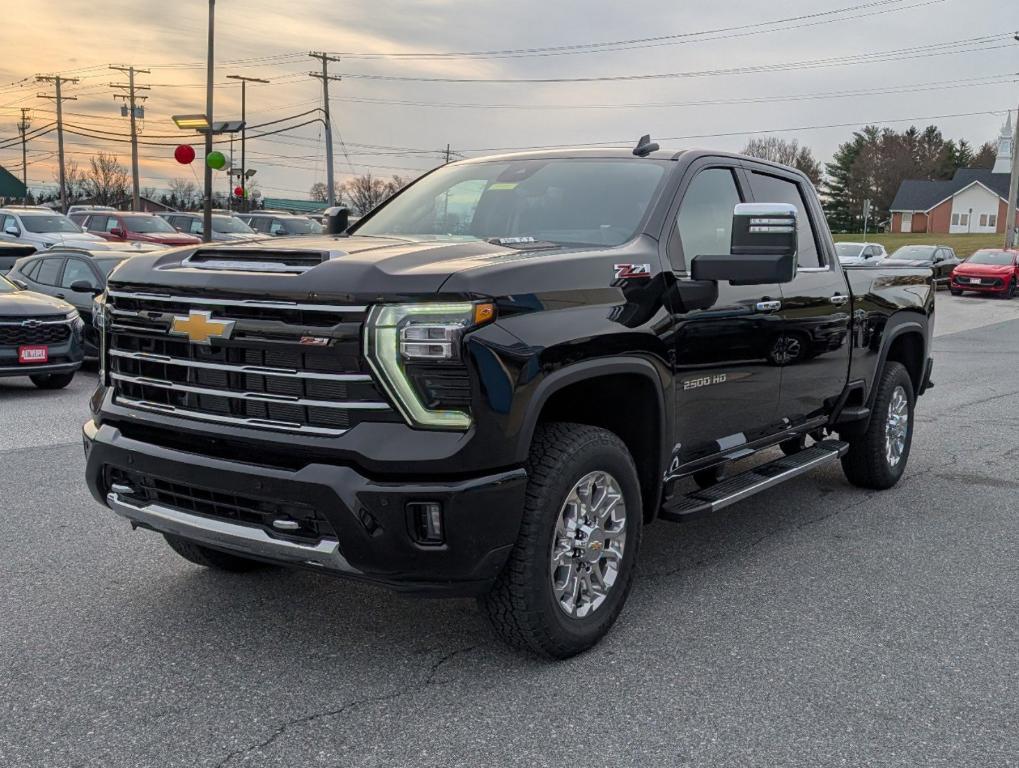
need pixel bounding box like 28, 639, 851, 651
885, 385, 909, 467
549, 471, 627, 618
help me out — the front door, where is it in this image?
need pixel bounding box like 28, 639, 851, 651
744, 166, 851, 424
665, 163, 784, 467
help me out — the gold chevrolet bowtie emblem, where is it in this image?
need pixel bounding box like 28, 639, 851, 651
169, 310, 235, 345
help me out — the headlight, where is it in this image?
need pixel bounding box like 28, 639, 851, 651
41, 241, 55, 249
65, 309, 85, 331
91, 290, 110, 330
364, 302, 495, 430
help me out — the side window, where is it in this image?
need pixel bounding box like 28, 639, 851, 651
87, 215, 107, 232
270, 220, 287, 236
105, 217, 121, 233
250, 218, 268, 233
60, 258, 98, 289
0, 215, 9, 232
673, 168, 742, 271
189, 219, 204, 235
23, 259, 41, 280
36, 257, 64, 286
748, 172, 822, 268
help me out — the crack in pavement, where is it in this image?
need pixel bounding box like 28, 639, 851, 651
213, 643, 485, 767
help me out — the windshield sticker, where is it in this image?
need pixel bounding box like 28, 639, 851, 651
488, 182, 519, 190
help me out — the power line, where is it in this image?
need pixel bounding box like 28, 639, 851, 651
331, 0, 940, 60
337, 34, 1012, 83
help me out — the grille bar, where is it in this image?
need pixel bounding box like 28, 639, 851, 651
115, 395, 348, 436
109, 349, 371, 382
108, 289, 365, 313
111, 372, 389, 410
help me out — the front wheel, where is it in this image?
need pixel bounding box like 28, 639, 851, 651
949, 288, 963, 296
1005, 279, 1016, 299
479, 423, 642, 659
840, 361, 914, 490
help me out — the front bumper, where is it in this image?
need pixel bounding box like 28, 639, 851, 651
951, 277, 1008, 293
83, 419, 527, 596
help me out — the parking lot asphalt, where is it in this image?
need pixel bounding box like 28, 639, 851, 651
2, 293, 1018, 768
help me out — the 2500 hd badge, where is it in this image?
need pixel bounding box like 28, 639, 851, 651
84, 139, 934, 658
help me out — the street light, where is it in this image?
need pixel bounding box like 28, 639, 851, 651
171, 114, 211, 131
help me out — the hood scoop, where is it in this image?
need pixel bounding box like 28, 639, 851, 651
179, 247, 343, 274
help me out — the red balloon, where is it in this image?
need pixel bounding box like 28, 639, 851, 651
234, 186, 243, 197
174, 144, 196, 164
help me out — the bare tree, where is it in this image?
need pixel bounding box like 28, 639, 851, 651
168, 178, 199, 210
53, 159, 87, 204
342, 173, 389, 215
970, 141, 997, 169
309, 181, 329, 202
82, 153, 130, 206
742, 137, 823, 187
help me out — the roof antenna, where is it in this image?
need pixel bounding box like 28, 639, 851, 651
633, 134, 660, 157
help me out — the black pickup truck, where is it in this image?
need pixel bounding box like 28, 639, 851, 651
83, 143, 933, 658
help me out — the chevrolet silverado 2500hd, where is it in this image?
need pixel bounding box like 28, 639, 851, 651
83, 143, 933, 658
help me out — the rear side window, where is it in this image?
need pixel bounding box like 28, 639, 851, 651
673, 168, 742, 271
87, 215, 107, 231
23, 259, 42, 280
748, 172, 822, 268
60, 258, 98, 289
36, 257, 64, 286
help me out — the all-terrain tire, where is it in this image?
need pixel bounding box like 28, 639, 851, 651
479, 423, 642, 659
164, 534, 272, 572
30, 372, 74, 389
840, 361, 914, 490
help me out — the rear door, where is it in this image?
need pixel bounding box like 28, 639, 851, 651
664, 161, 785, 466
744, 164, 851, 424
31, 255, 66, 300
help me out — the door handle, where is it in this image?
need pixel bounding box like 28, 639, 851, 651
756, 300, 782, 312
56, 293, 66, 299
830, 294, 849, 306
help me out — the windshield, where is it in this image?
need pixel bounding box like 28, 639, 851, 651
836, 243, 864, 259
0, 275, 17, 293
20, 214, 82, 234
891, 245, 936, 261
355, 158, 668, 247
283, 218, 321, 234
95, 257, 127, 276
122, 215, 177, 233
212, 216, 254, 234
967, 250, 1015, 266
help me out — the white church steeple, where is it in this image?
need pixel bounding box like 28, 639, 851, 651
992, 112, 1013, 174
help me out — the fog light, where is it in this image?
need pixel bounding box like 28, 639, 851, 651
408, 501, 443, 545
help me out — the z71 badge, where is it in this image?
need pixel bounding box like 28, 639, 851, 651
613, 263, 652, 280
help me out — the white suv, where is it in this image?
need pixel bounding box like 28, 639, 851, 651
0, 209, 106, 250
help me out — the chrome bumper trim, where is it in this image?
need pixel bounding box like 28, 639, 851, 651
106, 492, 355, 572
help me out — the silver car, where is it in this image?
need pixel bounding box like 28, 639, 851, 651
835, 242, 888, 265
159, 212, 262, 242
0, 208, 107, 250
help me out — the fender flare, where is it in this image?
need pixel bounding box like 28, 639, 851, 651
868, 315, 928, 408
513, 356, 671, 515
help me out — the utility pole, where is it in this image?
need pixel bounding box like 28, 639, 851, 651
110, 65, 150, 211
309, 52, 341, 207
202, 0, 216, 243
16, 109, 30, 202
1007, 106, 1019, 249
36, 75, 78, 213
226, 74, 268, 212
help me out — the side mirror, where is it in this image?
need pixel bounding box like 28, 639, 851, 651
690, 203, 798, 285
9, 278, 27, 289
323, 205, 350, 235
4, 225, 20, 236
110, 227, 125, 238
70, 280, 101, 294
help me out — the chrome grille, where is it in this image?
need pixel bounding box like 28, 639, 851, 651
106, 289, 398, 436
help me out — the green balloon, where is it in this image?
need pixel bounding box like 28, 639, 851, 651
206, 151, 226, 170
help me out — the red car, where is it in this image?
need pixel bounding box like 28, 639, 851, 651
950, 249, 1019, 299
70, 211, 201, 247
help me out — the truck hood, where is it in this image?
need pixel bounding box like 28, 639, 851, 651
106, 234, 595, 298
0, 289, 74, 317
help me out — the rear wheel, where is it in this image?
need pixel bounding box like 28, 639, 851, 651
480, 423, 642, 659
30, 372, 74, 389
163, 534, 272, 572
840, 361, 914, 490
